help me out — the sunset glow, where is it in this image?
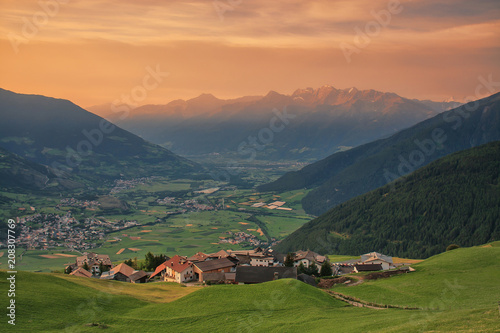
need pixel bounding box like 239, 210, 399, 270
1, 0, 499, 107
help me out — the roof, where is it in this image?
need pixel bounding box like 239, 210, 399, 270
294, 250, 324, 263
129, 270, 148, 281
297, 273, 317, 287
354, 264, 383, 271
149, 262, 167, 279
235, 266, 297, 284
163, 255, 192, 273
99, 271, 115, 280
70, 267, 92, 278
207, 249, 230, 259
361, 252, 393, 264
194, 257, 236, 272
187, 252, 208, 262
110, 263, 136, 277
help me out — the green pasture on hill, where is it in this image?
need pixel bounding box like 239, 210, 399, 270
1, 243, 498, 332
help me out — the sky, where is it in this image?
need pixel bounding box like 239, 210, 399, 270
0, 0, 499, 108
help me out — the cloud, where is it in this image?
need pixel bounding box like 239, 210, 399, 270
0, 0, 498, 105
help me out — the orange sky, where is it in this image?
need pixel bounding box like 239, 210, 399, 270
0, 0, 499, 107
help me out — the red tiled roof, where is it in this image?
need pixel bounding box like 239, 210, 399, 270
208, 249, 230, 258
187, 252, 208, 262
150, 263, 167, 279
163, 255, 192, 273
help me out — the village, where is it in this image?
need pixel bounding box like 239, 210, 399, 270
66, 248, 413, 286
14, 212, 140, 251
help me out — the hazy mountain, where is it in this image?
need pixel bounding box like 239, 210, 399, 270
89, 86, 457, 160
259, 92, 500, 215
0, 88, 203, 184
274, 141, 500, 258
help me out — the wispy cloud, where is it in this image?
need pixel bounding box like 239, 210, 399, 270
0, 0, 498, 106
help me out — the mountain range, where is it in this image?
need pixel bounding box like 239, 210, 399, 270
274, 140, 500, 258
89, 86, 459, 161
259, 92, 500, 215
0, 88, 203, 189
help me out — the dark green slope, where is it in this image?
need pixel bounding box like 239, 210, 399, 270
274, 141, 500, 258
259, 92, 500, 215
0, 146, 83, 191
0, 88, 203, 183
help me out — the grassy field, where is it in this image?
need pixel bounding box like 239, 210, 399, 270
0, 243, 497, 332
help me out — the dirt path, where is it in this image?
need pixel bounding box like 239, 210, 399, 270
325, 290, 421, 310
326, 290, 388, 310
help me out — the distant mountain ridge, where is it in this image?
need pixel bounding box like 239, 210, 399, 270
259, 92, 500, 215
89, 86, 457, 160
274, 141, 500, 258
0, 88, 203, 185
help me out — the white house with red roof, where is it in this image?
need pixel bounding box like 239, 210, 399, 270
149, 255, 195, 283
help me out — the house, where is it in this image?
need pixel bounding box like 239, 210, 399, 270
74, 252, 113, 275
353, 263, 383, 273
149, 255, 195, 283
129, 270, 149, 283
193, 257, 237, 282
234, 266, 297, 284
100, 262, 148, 283
206, 249, 231, 260
249, 254, 275, 267
360, 252, 394, 270
69, 267, 92, 278
187, 252, 208, 263
291, 250, 328, 270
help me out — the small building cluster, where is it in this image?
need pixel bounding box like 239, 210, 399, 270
332, 252, 399, 275
67, 250, 406, 286
148, 248, 327, 285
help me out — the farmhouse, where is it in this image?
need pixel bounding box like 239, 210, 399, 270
129, 270, 149, 283
193, 257, 237, 282
291, 250, 328, 269
353, 263, 383, 273
149, 255, 195, 283
187, 252, 209, 263
73, 252, 113, 275
206, 249, 231, 260
100, 262, 149, 283
69, 267, 92, 278
360, 252, 394, 270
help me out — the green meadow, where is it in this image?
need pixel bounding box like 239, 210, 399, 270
1, 179, 315, 272
1, 243, 498, 332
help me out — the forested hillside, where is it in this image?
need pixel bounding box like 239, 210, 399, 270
275, 141, 500, 258
260, 92, 500, 215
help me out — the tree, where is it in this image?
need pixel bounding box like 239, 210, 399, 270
99, 262, 109, 275
320, 261, 333, 277
307, 263, 319, 276
64, 266, 73, 274
446, 244, 460, 251
284, 253, 295, 267
82, 261, 89, 271
144, 251, 155, 271
297, 262, 307, 275
124, 258, 134, 269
